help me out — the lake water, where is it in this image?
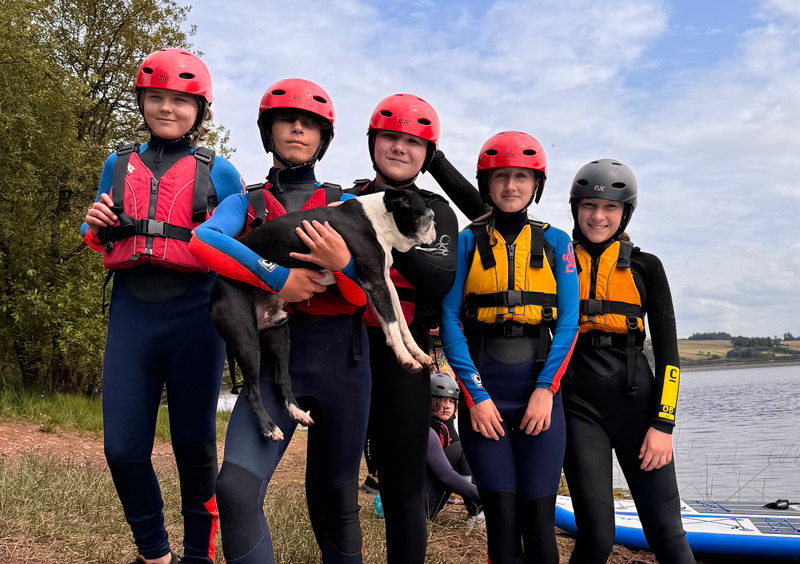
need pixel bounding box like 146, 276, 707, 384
613, 363, 800, 502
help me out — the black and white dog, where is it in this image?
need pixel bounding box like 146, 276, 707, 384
210, 187, 436, 440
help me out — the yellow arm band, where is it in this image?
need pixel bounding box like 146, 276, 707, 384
658, 365, 680, 421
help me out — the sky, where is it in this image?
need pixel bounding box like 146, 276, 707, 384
184, 0, 800, 338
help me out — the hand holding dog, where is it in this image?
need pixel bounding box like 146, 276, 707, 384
519, 388, 553, 436
469, 398, 505, 441
290, 220, 352, 272
278, 269, 327, 302
85, 193, 118, 235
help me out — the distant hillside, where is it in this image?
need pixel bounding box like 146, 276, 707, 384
677, 339, 800, 367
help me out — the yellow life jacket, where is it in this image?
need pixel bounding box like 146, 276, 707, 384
576, 240, 644, 335
463, 221, 557, 328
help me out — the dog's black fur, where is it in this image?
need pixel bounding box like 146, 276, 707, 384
210, 187, 436, 440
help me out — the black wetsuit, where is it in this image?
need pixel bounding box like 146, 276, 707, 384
562, 239, 696, 564
354, 179, 458, 564
424, 418, 481, 519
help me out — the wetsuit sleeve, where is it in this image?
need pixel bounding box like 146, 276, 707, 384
439, 229, 490, 407
427, 428, 481, 505
80, 152, 116, 246
391, 198, 458, 299
539, 227, 579, 392
427, 150, 486, 220
208, 155, 246, 201
636, 251, 680, 433
189, 193, 290, 292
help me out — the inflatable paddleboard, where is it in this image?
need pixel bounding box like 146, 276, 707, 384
555, 495, 800, 558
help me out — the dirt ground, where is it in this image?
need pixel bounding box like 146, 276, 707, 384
0, 421, 665, 564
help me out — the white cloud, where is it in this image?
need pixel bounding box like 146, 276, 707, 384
186, 0, 800, 337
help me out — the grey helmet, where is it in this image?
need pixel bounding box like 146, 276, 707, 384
569, 159, 638, 240
430, 372, 459, 399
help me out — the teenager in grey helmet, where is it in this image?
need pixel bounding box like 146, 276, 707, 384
562, 159, 695, 563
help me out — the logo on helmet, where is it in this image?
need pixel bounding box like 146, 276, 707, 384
593, 184, 605, 191
504, 152, 515, 158
292, 94, 304, 101
399, 118, 410, 125
159, 74, 171, 82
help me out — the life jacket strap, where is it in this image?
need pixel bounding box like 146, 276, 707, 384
579, 299, 642, 318
97, 217, 193, 246
192, 147, 217, 222
464, 291, 558, 319
246, 183, 267, 230
110, 143, 140, 215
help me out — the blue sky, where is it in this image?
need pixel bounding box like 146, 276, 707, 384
185, 0, 799, 338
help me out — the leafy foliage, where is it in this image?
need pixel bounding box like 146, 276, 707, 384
0, 1, 229, 395
687, 332, 732, 341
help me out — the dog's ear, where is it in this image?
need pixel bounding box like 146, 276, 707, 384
382, 188, 413, 213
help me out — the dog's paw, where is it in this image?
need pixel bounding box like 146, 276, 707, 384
265, 425, 285, 442
410, 346, 432, 366
287, 402, 314, 427
400, 357, 423, 373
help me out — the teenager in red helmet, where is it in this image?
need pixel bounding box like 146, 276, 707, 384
439, 132, 579, 564
347, 93, 459, 563
81, 48, 245, 564
190, 78, 370, 564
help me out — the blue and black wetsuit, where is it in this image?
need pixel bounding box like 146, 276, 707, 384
351, 179, 458, 564
191, 166, 370, 564
81, 135, 245, 563
562, 239, 695, 564
440, 212, 579, 564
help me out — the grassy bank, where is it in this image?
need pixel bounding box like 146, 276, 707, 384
0, 385, 230, 442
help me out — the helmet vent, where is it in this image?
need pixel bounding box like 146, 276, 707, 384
380, 110, 393, 117
271, 89, 286, 96
485, 149, 498, 156
522, 149, 536, 156
178, 72, 195, 79
611, 162, 622, 166
612, 182, 626, 188
590, 160, 600, 164
577, 179, 589, 186
142, 67, 154, 75
313, 95, 327, 104
417, 118, 431, 125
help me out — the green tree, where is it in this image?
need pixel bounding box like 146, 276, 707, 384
0, 1, 230, 395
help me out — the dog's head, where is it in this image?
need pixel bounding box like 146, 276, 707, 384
382, 187, 436, 251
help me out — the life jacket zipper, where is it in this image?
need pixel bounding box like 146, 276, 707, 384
145, 177, 158, 255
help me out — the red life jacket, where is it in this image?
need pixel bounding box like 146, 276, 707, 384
244, 182, 362, 317
98, 144, 216, 272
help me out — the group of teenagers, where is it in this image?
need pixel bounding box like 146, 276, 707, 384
81, 48, 696, 564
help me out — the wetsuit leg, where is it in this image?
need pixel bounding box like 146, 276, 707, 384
300, 319, 371, 563
103, 279, 206, 561
616, 440, 695, 563
215, 381, 297, 564
459, 403, 523, 564
443, 441, 472, 477
562, 393, 616, 564
367, 326, 430, 564
217, 316, 370, 564
162, 280, 225, 564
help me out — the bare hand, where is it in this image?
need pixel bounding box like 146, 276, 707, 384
519, 388, 553, 435
469, 398, 504, 440
639, 427, 673, 471
85, 193, 117, 235
289, 220, 351, 272
277, 268, 327, 302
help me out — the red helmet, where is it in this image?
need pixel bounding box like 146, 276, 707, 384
136, 48, 213, 103
368, 94, 439, 146
367, 94, 440, 183
257, 78, 335, 164
477, 131, 547, 204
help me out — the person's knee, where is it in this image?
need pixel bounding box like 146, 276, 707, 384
216, 462, 266, 560
173, 432, 217, 505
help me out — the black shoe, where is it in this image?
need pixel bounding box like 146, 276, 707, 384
129, 551, 180, 564
361, 473, 380, 494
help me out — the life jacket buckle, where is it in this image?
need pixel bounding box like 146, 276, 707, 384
140, 219, 166, 237
193, 148, 213, 165
626, 315, 639, 331
627, 385, 639, 396
582, 299, 603, 316
503, 324, 523, 337
504, 290, 523, 307
542, 307, 554, 322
